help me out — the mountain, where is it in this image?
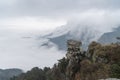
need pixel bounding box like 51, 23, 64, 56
0, 68, 22, 80
10, 40, 120, 80
41, 23, 101, 50
98, 27, 120, 44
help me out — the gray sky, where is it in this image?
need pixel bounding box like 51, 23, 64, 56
0, 0, 120, 30
0, 0, 120, 70
1, 0, 120, 17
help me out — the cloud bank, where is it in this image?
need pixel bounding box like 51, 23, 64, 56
0, 28, 65, 71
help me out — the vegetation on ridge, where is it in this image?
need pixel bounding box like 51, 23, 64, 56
11, 40, 120, 80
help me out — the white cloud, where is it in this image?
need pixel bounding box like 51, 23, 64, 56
67, 9, 120, 33
0, 17, 66, 31
0, 28, 65, 71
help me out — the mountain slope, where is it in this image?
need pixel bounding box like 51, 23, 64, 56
0, 69, 22, 80
98, 27, 120, 44
41, 23, 101, 50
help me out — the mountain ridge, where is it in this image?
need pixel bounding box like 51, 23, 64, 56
40, 23, 102, 50
98, 27, 120, 44
0, 68, 23, 80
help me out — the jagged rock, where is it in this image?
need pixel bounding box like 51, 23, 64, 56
66, 40, 82, 60
66, 40, 83, 80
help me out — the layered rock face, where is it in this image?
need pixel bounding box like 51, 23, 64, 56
66, 40, 85, 80
66, 40, 82, 60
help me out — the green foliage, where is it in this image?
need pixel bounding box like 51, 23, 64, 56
111, 63, 120, 78
58, 57, 69, 74
11, 67, 46, 80
43, 67, 50, 73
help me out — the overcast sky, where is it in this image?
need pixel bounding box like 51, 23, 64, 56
0, 0, 120, 70
1, 0, 120, 30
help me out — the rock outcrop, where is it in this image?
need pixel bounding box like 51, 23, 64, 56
66, 40, 83, 80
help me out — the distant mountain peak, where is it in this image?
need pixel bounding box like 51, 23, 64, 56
98, 26, 120, 44
40, 22, 102, 50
